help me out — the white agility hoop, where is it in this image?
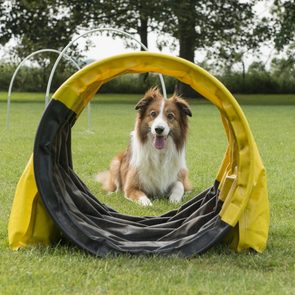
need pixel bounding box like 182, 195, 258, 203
6, 49, 81, 129
45, 27, 168, 108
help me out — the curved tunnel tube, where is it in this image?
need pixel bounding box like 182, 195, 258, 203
8, 52, 269, 256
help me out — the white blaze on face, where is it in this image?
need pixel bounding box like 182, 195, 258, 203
151, 99, 170, 150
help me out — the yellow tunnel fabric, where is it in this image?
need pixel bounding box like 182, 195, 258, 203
8, 155, 59, 250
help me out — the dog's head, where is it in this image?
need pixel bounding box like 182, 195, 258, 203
135, 87, 192, 151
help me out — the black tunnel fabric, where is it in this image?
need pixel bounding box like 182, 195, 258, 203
33, 99, 232, 257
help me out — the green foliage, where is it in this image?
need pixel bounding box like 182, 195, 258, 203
273, 0, 295, 49
154, 0, 271, 97
0, 61, 79, 92
1, 0, 161, 61
0, 62, 176, 94
161, 1, 265, 51
1, 1, 272, 65
63, 0, 162, 48
1, 0, 288, 98
1, 58, 294, 94
219, 58, 295, 94
221, 71, 278, 94
1, 0, 79, 61
270, 47, 295, 92
0, 0, 10, 45
100, 74, 176, 94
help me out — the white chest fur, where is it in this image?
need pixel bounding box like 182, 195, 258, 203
130, 131, 187, 196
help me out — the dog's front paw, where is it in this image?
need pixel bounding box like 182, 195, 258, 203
169, 181, 184, 204
169, 193, 183, 204
138, 195, 153, 206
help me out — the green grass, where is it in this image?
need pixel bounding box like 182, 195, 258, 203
0, 94, 294, 295
2, 91, 295, 105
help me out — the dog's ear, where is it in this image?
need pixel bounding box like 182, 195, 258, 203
135, 96, 153, 113
135, 87, 161, 113
175, 97, 192, 117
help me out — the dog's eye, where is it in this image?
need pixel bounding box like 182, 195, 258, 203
167, 113, 175, 120
150, 111, 157, 118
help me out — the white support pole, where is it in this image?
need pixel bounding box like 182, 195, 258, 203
45, 27, 168, 110
6, 49, 81, 129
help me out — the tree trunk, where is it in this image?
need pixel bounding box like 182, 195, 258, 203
138, 15, 149, 83
241, 59, 246, 92
175, 1, 198, 98
176, 34, 198, 98
138, 16, 148, 50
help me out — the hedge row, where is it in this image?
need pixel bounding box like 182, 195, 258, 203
0, 62, 294, 94
220, 72, 295, 94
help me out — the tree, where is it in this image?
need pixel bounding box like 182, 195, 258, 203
155, 0, 271, 97
272, 0, 295, 50
61, 0, 161, 49
0, 1, 5, 39
61, 0, 163, 84
1, 0, 78, 62
270, 44, 295, 93
0, 0, 83, 90
1, 0, 274, 97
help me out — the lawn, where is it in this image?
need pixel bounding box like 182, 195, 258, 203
0, 93, 294, 295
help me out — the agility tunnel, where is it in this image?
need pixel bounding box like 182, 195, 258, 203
8, 52, 269, 256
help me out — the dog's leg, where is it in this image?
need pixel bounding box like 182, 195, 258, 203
178, 169, 192, 192
96, 170, 113, 191
108, 157, 122, 192
169, 181, 184, 204
96, 156, 121, 192
125, 188, 153, 206
124, 169, 153, 206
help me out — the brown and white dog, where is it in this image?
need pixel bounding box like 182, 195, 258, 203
96, 88, 192, 206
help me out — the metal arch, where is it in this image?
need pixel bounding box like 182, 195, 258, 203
6, 48, 81, 129
45, 27, 168, 108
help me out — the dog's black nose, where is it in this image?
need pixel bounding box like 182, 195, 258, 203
155, 126, 164, 135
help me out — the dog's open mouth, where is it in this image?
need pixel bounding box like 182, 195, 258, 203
153, 135, 167, 150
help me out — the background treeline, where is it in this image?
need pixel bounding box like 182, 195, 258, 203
1, 55, 294, 94
1, 0, 294, 97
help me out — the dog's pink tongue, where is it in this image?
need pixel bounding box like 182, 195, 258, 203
154, 136, 166, 150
